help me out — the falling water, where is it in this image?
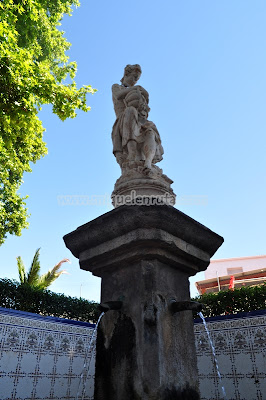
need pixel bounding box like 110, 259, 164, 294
76, 312, 105, 400
198, 312, 227, 400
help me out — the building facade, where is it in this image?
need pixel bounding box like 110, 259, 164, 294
196, 255, 266, 294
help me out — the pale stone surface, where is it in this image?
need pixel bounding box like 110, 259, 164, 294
111, 65, 175, 206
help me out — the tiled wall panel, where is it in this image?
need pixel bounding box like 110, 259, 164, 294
0, 308, 95, 400
194, 310, 266, 400
1, 307, 265, 400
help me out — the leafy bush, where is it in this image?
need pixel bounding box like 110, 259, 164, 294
0, 279, 100, 323
192, 284, 266, 318
2, 279, 265, 323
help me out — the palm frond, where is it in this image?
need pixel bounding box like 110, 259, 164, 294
38, 258, 70, 290
17, 256, 26, 284
27, 248, 41, 286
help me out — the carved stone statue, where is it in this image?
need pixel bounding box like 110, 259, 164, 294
111, 65, 175, 207
112, 64, 163, 170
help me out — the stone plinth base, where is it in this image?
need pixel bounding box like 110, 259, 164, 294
64, 205, 223, 400
111, 161, 176, 207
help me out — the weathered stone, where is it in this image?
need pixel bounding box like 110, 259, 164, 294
63, 205, 223, 399
111, 161, 176, 207
112, 64, 163, 170
111, 65, 175, 206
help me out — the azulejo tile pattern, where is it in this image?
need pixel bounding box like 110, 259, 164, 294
1, 308, 266, 400
194, 311, 266, 400
0, 308, 96, 400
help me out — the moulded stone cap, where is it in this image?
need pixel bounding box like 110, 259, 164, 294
63, 205, 224, 276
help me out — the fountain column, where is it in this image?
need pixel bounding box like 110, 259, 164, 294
64, 65, 224, 399
64, 204, 223, 400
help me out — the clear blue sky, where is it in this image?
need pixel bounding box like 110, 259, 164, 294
1, 0, 266, 301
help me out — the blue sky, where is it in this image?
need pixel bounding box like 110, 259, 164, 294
1, 0, 266, 301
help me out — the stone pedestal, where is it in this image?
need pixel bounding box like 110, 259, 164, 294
64, 205, 223, 400
111, 161, 176, 207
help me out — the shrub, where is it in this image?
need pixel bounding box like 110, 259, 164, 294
192, 284, 266, 318
0, 278, 100, 323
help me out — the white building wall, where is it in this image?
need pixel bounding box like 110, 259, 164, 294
205, 255, 266, 279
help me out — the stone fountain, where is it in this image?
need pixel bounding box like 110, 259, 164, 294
64, 65, 223, 400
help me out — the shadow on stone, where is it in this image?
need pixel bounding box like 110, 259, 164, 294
95, 314, 138, 400
162, 384, 200, 400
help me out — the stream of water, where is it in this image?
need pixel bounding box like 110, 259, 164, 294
76, 311, 227, 399
198, 311, 227, 400
76, 312, 105, 400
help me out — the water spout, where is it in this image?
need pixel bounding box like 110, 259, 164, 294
98, 300, 123, 312
76, 312, 105, 400
169, 300, 203, 313
198, 311, 227, 400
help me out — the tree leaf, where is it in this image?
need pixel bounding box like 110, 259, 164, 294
0, 0, 96, 244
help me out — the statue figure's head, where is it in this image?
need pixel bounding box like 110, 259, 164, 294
121, 64, 142, 87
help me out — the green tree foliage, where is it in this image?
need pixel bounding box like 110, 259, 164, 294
17, 248, 70, 290
192, 284, 266, 318
0, 0, 96, 244
0, 278, 99, 322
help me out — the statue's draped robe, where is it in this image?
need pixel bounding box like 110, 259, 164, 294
111, 84, 164, 163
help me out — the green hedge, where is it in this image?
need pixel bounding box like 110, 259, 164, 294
2, 279, 265, 323
0, 279, 100, 323
193, 284, 266, 318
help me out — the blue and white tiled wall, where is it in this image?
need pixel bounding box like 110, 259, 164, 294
194, 310, 266, 400
0, 307, 95, 400
1, 307, 266, 400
